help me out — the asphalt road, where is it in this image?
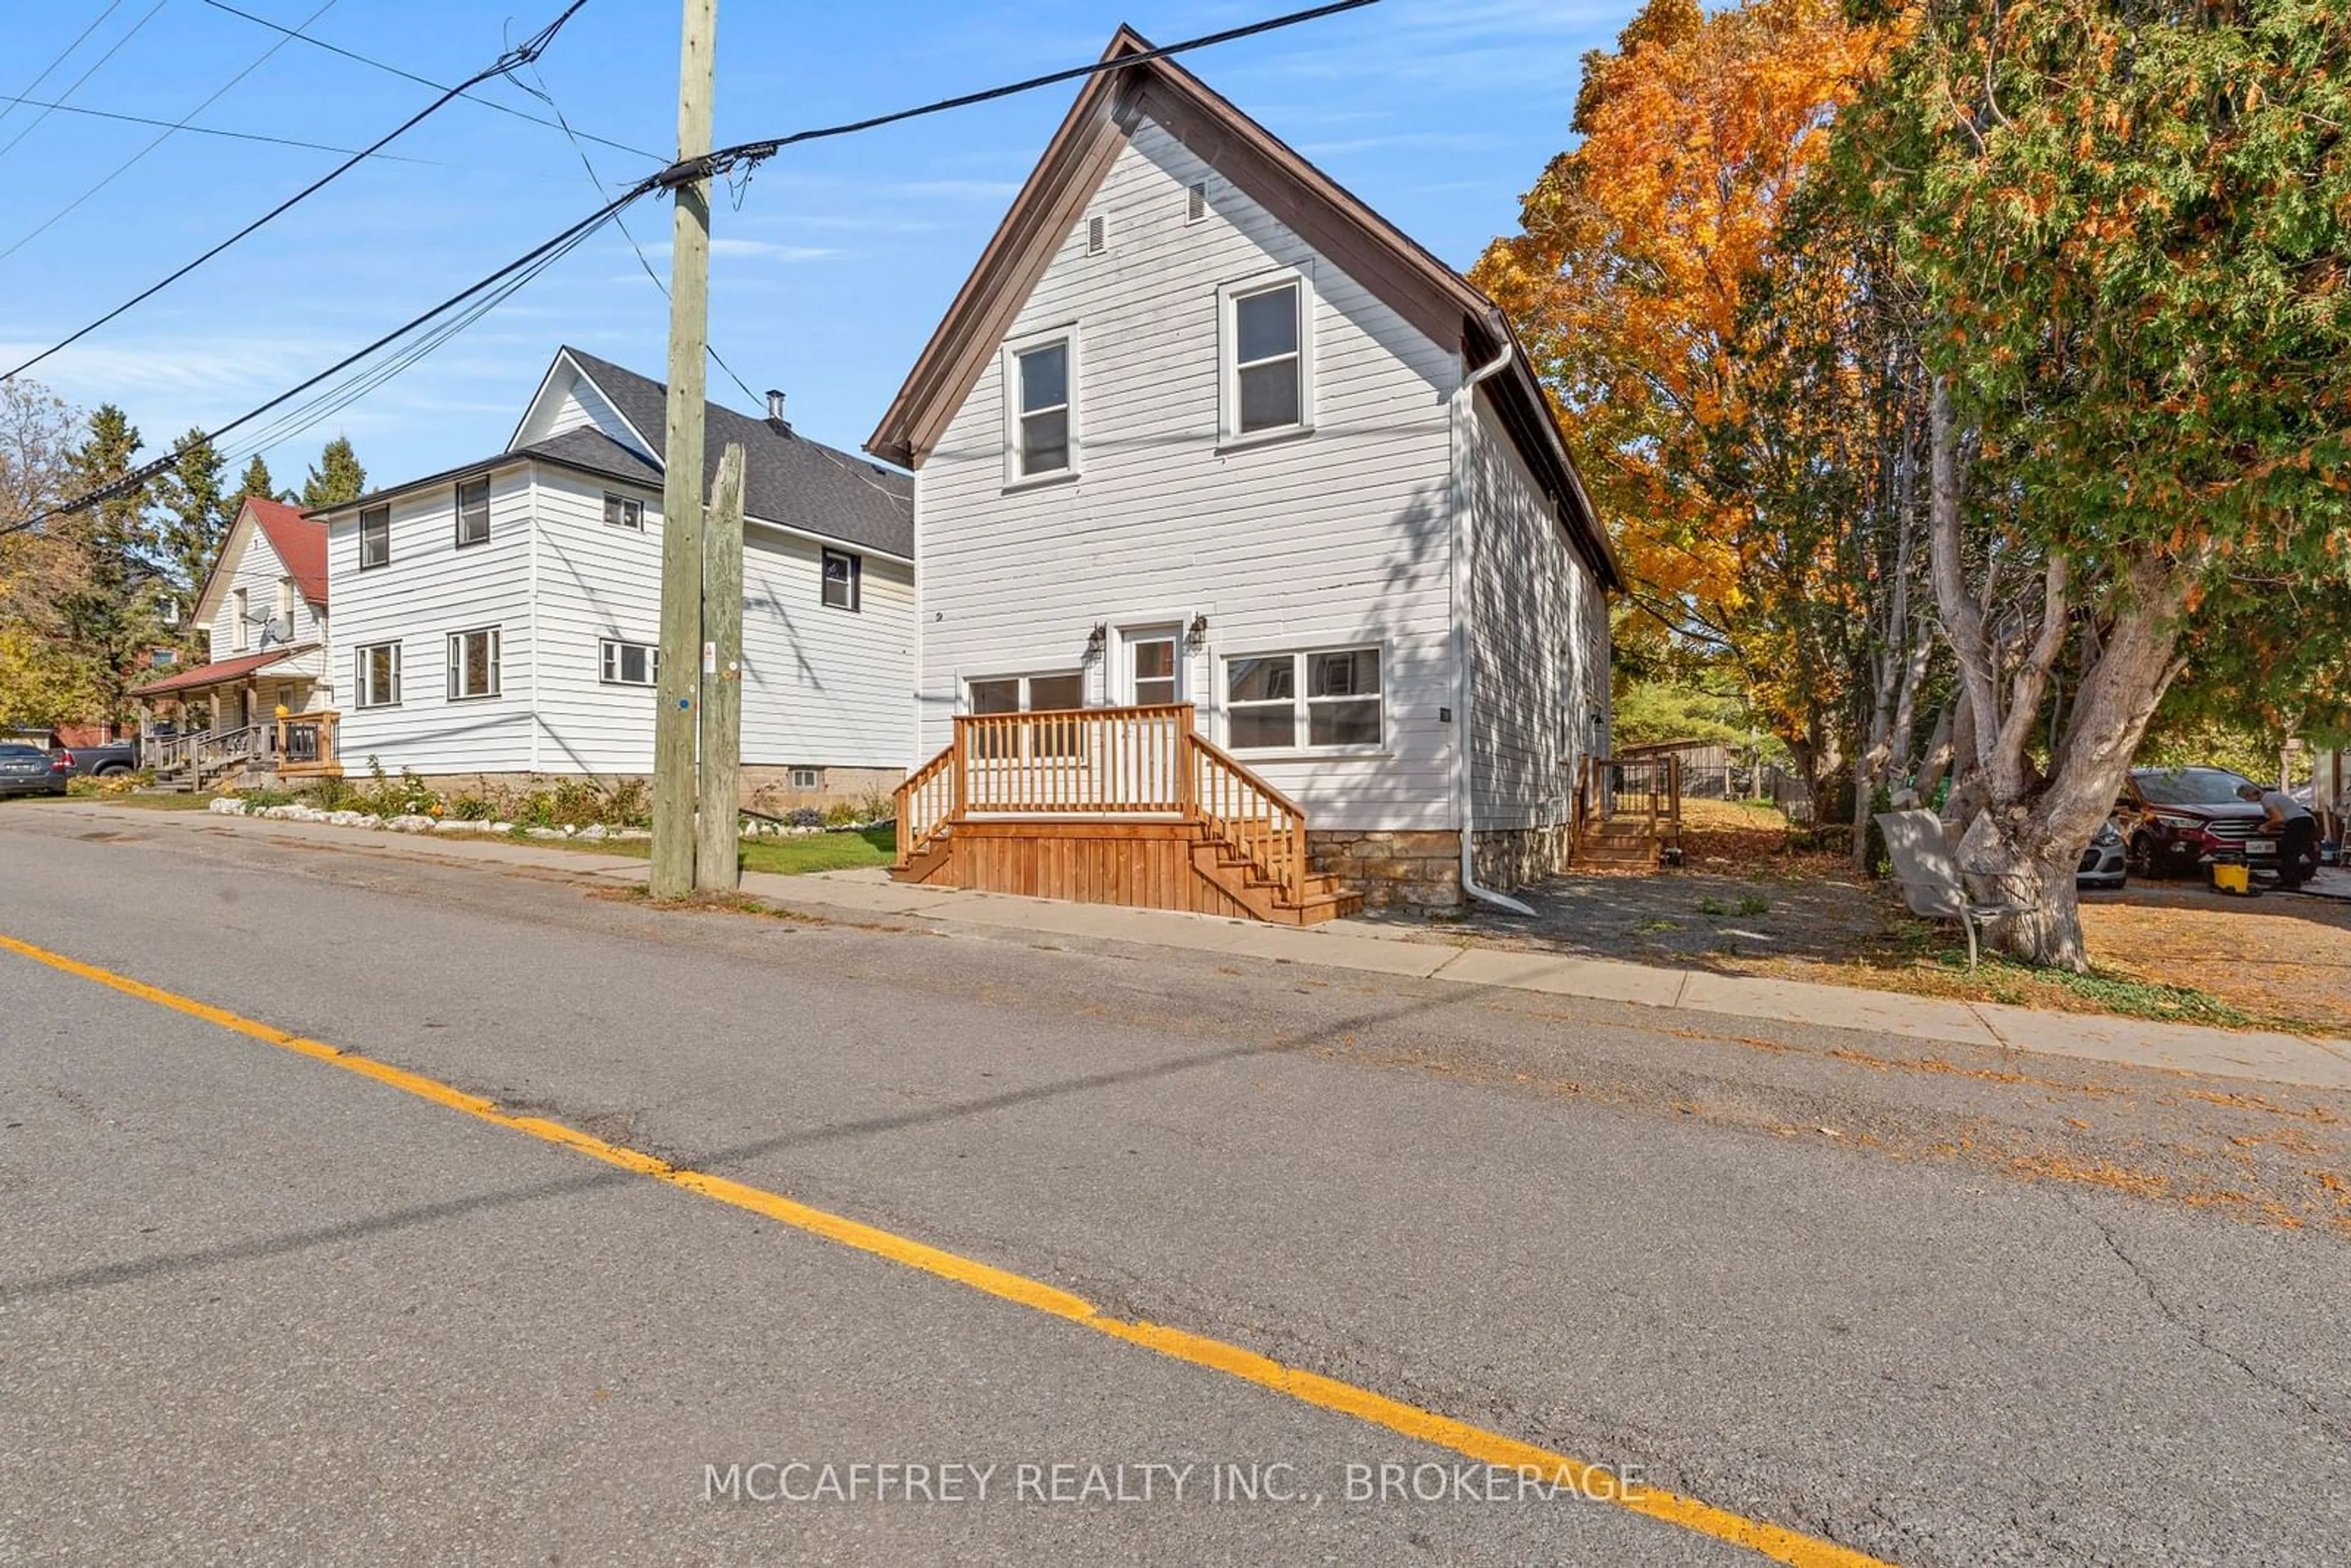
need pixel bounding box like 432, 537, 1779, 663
2, 804, 2348, 1566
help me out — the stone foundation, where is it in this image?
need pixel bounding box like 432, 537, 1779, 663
1469, 823, 1575, 891
1311, 824, 1573, 910
1309, 829, 1463, 910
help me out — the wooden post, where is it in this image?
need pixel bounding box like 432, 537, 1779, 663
697, 443, 744, 890
650, 0, 717, 900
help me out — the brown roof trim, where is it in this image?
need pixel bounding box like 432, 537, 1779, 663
863, 26, 1621, 593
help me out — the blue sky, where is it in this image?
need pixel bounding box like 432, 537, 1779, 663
0, 0, 1622, 490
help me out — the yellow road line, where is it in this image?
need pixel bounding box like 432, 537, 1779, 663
1, 929, 1893, 1568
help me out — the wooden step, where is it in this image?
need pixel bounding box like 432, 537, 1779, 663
887, 836, 953, 885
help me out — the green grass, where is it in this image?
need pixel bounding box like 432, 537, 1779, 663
2, 789, 215, 811
1868, 918, 2271, 1030
1696, 893, 1772, 918
544, 823, 896, 876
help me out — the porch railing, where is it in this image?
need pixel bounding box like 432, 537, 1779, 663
1577, 754, 1682, 834
195, 722, 270, 776
958, 703, 1194, 814
893, 703, 1311, 908
279, 710, 340, 776
1191, 732, 1308, 907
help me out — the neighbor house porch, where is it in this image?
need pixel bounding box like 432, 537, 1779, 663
893, 704, 1363, 926
131, 647, 342, 792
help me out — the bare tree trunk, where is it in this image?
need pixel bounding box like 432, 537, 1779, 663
1924, 377, 2193, 969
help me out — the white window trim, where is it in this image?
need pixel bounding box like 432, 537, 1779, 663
1220, 642, 1388, 758
789, 767, 822, 790
446, 627, 502, 702
231, 588, 249, 651
354, 641, 401, 710
602, 491, 645, 531
1217, 265, 1316, 449
1000, 326, 1080, 490
963, 671, 1086, 715
454, 475, 492, 549
598, 638, 658, 687
358, 505, 391, 571
1119, 624, 1185, 708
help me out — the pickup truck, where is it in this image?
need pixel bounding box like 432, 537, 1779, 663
51, 738, 141, 778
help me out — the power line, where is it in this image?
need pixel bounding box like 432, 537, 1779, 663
2, 187, 653, 539
201, 0, 664, 167
0, 0, 344, 267
0, 1, 128, 139
0, 0, 169, 165
6, 0, 1382, 535
2, 1, 592, 384
0, 89, 439, 162
513, 56, 767, 411
677, 0, 1384, 186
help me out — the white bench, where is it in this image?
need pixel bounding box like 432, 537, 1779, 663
1874, 809, 2038, 970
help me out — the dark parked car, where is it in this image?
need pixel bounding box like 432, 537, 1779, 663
0, 743, 72, 798
50, 738, 138, 778
2077, 817, 2129, 890
2117, 766, 2316, 881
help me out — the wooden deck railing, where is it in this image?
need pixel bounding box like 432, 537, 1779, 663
150, 729, 200, 775
1191, 731, 1308, 907
1578, 754, 1682, 833
278, 710, 342, 778
196, 722, 270, 776
895, 742, 957, 863
957, 703, 1194, 814
892, 703, 1314, 907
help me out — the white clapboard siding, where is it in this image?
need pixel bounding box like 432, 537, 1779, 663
917, 118, 1461, 831
525, 467, 915, 774
1464, 396, 1605, 831
205, 521, 329, 687
331, 462, 538, 775
511, 363, 651, 457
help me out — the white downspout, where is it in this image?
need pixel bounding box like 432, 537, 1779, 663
1451, 326, 1537, 918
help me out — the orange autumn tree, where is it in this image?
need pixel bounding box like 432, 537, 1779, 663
1472, 0, 1895, 793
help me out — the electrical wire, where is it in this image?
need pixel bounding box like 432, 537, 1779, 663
512, 56, 768, 412
201, 0, 663, 167
4, 0, 1384, 535
2, 1, 592, 383
0, 0, 168, 164
0, 89, 439, 162
0, 0, 343, 267
0, 0, 129, 139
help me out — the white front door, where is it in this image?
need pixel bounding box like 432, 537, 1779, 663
1123, 626, 1181, 707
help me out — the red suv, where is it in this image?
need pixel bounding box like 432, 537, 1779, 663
2117, 767, 2308, 880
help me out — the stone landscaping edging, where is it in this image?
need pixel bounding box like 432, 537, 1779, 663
207, 797, 650, 842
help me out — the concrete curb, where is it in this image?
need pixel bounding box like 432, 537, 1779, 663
46, 801, 2351, 1093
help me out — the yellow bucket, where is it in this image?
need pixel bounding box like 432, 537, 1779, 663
2212, 862, 2252, 895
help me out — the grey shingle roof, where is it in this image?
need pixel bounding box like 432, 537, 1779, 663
560, 346, 913, 560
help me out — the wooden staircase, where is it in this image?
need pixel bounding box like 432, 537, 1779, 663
1571, 754, 1682, 872
889, 705, 1362, 926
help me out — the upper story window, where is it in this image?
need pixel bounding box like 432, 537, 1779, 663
821, 549, 861, 612
1221, 271, 1313, 443
455, 476, 491, 548
277, 576, 295, 620
358, 505, 390, 570
231, 588, 249, 651
603, 492, 643, 531
1005, 332, 1074, 483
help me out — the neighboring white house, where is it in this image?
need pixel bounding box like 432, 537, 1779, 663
312, 347, 915, 807
132, 496, 332, 757
865, 30, 1621, 909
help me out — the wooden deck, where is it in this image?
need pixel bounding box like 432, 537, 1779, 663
892, 705, 1361, 925
1572, 754, 1683, 871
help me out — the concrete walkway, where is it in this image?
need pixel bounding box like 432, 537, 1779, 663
39, 801, 2351, 1092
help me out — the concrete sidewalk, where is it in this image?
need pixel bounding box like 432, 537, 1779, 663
752, 868, 2351, 1092
37, 801, 2351, 1092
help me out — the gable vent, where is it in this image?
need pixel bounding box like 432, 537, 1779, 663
1187, 180, 1208, 223
1086, 214, 1108, 255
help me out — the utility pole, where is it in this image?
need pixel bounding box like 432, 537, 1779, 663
698, 442, 744, 890
650, 0, 716, 899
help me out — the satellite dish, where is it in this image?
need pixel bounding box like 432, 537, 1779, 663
258, 615, 293, 647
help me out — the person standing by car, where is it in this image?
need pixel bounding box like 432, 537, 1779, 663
2238, 781, 2319, 887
